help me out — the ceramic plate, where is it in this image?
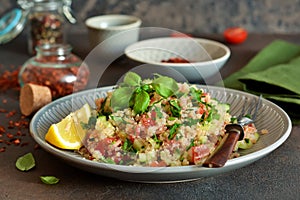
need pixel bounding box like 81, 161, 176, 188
30, 85, 292, 183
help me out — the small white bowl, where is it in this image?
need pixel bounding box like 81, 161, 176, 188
85, 14, 142, 49
124, 37, 230, 82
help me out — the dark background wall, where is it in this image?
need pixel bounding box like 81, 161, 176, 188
1, 0, 300, 35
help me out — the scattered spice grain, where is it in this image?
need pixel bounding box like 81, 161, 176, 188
0, 65, 32, 152
0, 66, 20, 92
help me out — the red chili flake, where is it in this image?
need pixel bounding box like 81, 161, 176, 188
0, 67, 20, 92
6, 133, 14, 139
6, 110, 17, 118
0, 125, 5, 133
14, 121, 20, 127
12, 138, 21, 145
0, 66, 32, 152
8, 120, 14, 129
0, 147, 6, 152
161, 57, 191, 63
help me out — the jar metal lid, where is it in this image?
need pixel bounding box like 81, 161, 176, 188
0, 8, 27, 44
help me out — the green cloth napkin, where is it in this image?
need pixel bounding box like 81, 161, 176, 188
221, 40, 300, 124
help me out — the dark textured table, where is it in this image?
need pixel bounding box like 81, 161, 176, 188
0, 32, 300, 200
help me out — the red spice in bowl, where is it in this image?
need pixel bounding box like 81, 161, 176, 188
161, 57, 191, 63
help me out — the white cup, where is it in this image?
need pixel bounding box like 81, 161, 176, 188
85, 14, 142, 51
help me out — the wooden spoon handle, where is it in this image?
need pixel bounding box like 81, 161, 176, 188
203, 130, 240, 168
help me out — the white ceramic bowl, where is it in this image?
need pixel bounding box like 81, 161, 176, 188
124, 37, 231, 83
85, 14, 142, 49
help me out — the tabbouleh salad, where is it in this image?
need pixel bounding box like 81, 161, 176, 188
78, 72, 259, 167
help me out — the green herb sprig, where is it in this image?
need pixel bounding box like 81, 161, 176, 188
111, 72, 179, 115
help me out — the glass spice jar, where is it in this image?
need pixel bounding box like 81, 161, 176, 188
0, 1, 76, 51
19, 44, 90, 99
27, 0, 65, 54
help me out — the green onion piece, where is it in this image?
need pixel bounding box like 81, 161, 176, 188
168, 123, 181, 139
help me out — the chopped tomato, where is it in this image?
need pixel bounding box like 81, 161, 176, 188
149, 161, 167, 167
224, 27, 248, 44
140, 113, 155, 127
197, 104, 205, 115
197, 104, 208, 117
188, 145, 210, 164
95, 138, 115, 156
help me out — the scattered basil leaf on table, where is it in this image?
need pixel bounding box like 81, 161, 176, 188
16, 152, 35, 171
40, 176, 60, 185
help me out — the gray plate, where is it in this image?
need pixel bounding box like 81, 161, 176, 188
30, 85, 292, 183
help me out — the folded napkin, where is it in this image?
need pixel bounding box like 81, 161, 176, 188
221, 40, 300, 124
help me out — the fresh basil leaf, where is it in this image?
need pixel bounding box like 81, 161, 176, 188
141, 84, 153, 93
16, 152, 35, 171
152, 83, 172, 98
133, 90, 150, 114
40, 176, 60, 185
152, 76, 179, 98
123, 72, 141, 86
110, 87, 135, 111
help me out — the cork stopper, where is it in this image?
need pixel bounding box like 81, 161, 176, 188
19, 83, 52, 116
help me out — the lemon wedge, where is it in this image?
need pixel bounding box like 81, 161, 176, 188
45, 103, 92, 150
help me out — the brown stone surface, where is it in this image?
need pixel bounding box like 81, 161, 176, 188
0, 33, 299, 200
